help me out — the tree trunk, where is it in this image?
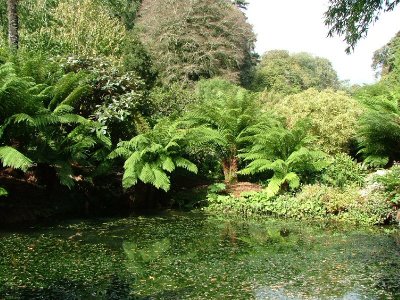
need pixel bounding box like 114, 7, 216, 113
222, 156, 238, 184
131, 182, 160, 210
7, 0, 19, 50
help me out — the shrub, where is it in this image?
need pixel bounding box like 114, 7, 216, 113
375, 165, 400, 207
205, 184, 395, 225
269, 88, 363, 154
148, 83, 197, 121
320, 153, 366, 188
21, 0, 127, 60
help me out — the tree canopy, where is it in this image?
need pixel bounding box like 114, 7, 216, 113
325, 0, 400, 53
372, 31, 400, 79
136, 0, 255, 86
252, 50, 339, 94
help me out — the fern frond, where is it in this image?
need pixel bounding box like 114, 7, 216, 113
0, 146, 33, 171
55, 162, 74, 189
139, 163, 156, 184
10, 113, 36, 126
48, 71, 88, 110
53, 104, 74, 114
0, 187, 8, 197
175, 157, 198, 174
122, 173, 138, 189
57, 113, 88, 124
266, 176, 283, 197
284, 172, 300, 189
108, 147, 132, 160
153, 168, 171, 191
59, 84, 91, 109
239, 159, 272, 175
161, 156, 175, 172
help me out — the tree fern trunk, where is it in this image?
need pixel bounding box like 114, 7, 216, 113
222, 157, 238, 184
132, 182, 159, 210
7, 0, 19, 49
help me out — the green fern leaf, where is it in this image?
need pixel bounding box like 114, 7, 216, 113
266, 176, 283, 197
0, 187, 8, 197
0, 146, 33, 171
161, 156, 175, 172
285, 172, 300, 189
175, 157, 198, 174
122, 173, 138, 189
139, 163, 156, 184
60, 84, 92, 108
56, 162, 74, 189
153, 169, 171, 191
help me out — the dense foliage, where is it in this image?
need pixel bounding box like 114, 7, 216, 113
251, 50, 339, 94
0, 0, 399, 226
325, 0, 400, 53
269, 88, 363, 154
136, 0, 255, 86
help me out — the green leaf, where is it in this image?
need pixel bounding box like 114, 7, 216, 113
285, 172, 300, 189
139, 163, 155, 184
122, 173, 138, 189
0, 146, 33, 172
161, 157, 175, 173
0, 187, 8, 197
153, 169, 171, 191
175, 157, 198, 174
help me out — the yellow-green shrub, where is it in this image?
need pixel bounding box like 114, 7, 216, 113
267, 88, 363, 154
21, 0, 127, 60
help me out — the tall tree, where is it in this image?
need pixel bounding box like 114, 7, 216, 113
7, 0, 19, 49
372, 31, 400, 78
325, 0, 400, 53
136, 0, 255, 86
251, 50, 339, 94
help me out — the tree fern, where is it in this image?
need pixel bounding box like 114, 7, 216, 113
110, 119, 198, 191
239, 120, 328, 196
357, 96, 400, 167
184, 78, 279, 182
0, 59, 113, 191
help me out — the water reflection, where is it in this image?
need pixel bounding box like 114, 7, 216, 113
0, 213, 399, 299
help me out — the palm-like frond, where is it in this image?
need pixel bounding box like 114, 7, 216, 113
0, 187, 7, 197
239, 120, 327, 196
0, 146, 33, 171
111, 119, 198, 191
48, 71, 88, 110
357, 97, 400, 166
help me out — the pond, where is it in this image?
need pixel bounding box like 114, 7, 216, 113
0, 212, 399, 299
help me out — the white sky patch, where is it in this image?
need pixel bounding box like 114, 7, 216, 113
245, 0, 400, 84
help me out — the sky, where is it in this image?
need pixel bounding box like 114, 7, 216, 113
245, 0, 400, 85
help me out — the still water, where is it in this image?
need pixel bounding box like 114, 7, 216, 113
0, 212, 399, 299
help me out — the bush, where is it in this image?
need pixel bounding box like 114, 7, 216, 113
21, 0, 127, 60
148, 83, 197, 121
204, 183, 395, 226
320, 153, 366, 188
375, 165, 400, 207
268, 88, 363, 154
